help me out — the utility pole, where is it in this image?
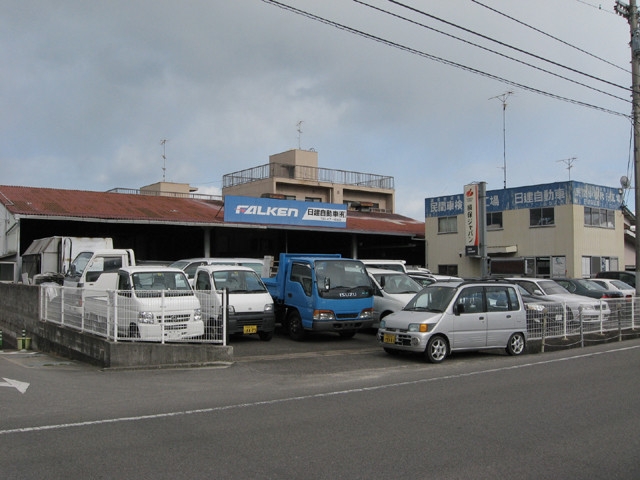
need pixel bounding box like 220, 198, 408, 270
615, 0, 640, 295
490, 91, 514, 189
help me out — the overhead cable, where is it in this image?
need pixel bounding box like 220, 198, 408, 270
385, 0, 630, 92
471, 0, 630, 74
355, 0, 630, 103
261, 0, 630, 118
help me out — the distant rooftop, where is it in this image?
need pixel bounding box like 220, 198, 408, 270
222, 162, 394, 190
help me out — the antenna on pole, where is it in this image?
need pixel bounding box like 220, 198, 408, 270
296, 121, 303, 149
489, 91, 514, 189
160, 139, 168, 182
557, 157, 577, 180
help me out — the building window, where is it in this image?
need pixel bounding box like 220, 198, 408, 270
438, 216, 457, 233
305, 197, 322, 202
584, 207, 615, 228
530, 207, 554, 226
487, 211, 503, 229
438, 265, 458, 276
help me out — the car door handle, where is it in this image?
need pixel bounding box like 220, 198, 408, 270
479, 316, 485, 320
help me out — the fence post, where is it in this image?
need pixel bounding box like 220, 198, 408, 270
579, 307, 584, 348
161, 290, 165, 344
222, 287, 228, 346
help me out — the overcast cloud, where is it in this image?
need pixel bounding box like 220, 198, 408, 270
1, 0, 634, 220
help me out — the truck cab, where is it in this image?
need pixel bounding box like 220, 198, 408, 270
262, 253, 374, 340
64, 248, 136, 289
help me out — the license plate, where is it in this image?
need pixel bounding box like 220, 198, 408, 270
243, 325, 258, 334
383, 333, 396, 344
554, 314, 563, 322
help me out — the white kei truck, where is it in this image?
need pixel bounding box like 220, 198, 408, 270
193, 265, 275, 341
83, 266, 204, 341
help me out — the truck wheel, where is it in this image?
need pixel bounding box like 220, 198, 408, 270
258, 331, 273, 341
129, 324, 140, 338
287, 311, 306, 341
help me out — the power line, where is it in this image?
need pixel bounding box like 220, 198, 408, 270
354, 0, 630, 103
471, 0, 630, 73
261, 0, 630, 118
385, 0, 630, 92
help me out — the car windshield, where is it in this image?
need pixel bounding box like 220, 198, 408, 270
404, 285, 456, 313
575, 279, 606, 291
373, 272, 422, 294
537, 280, 569, 295
315, 260, 371, 291
212, 269, 267, 293
132, 271, 192, 292
611, 280, 633, 290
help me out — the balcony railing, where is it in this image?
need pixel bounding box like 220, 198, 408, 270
223, 163, 394, 190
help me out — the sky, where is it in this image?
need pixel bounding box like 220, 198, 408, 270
1, 0, 635, 221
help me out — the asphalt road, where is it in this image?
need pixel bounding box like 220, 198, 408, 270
1, 331, 639, 479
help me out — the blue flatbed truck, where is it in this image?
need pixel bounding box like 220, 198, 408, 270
262, 253, 374, 340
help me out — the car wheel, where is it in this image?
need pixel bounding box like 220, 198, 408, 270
506, 332, 525, 356
425, 335, 448, 363
287, 311, 306, 341
129, 324, 140, 338
258, 330, 273, 341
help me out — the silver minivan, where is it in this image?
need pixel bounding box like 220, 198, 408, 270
377, 281, 527, 363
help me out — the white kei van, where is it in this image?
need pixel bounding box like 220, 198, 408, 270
377, 280, 527, 363
193, 265, 275, 341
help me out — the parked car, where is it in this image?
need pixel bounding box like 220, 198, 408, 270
553, 278, 623, 300
591, 278, 635, 298
517, 285, 566, 334
406, 270, 463, 288
595, 270, 636, 288
367, 268, 422, 328
170, 257, 266, 285
377, 280, 527, 363
506, 277, 610, 323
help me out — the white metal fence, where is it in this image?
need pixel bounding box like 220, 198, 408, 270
525, 297, 638, 345
39, 285, 639, 348
40, 285, 226, 344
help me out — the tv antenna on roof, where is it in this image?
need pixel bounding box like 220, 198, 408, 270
296, 120, 303, 149
557, 157, 577, 180
160, 139, 168, 181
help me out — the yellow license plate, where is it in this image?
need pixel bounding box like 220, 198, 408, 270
243, 325, 258, 334
383, 333, 396, 344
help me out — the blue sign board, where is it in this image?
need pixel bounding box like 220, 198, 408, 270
224, 196, 347, 228
425, 181, 622, 218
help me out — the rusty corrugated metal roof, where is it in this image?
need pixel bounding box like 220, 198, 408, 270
0, 185, 424, 237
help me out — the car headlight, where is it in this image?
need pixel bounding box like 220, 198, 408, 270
193, 308, 202, 322
264, 303, 274, 313
525, 303, 546, 312
379, 319, 386, 329
313, 309, 336, 321
359, 308, 373, 320
408, 323, 428, 333
138, 311, 155, 324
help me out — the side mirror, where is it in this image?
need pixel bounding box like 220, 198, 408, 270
454, 304, 464, 315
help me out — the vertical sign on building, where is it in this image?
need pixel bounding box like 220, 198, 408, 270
464, 183, 479, 256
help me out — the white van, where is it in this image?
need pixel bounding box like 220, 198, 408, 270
193, 265, 275, 341
367, 268, 422, 328
170, 257, 266, 285
377, 280, 527, 363
362, 259, 407, 273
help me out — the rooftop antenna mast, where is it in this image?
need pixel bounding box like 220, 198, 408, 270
489, 90, 514, 189
160, 139, 167, 181
296, 120, 303, 149
557, 157, 577, 180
